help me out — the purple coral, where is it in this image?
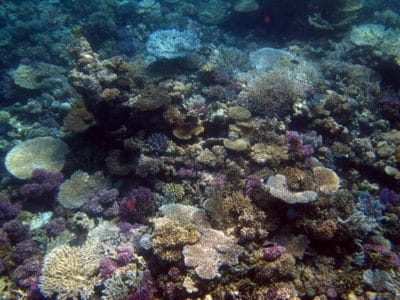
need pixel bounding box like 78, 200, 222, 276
284, 131, 314, 159
11, 258, 41, 289
99, 256, 117, 279
81, 188, 119, 218
14, 240, 37, 262
116, 247, 133, 266
43, 217, 66, 237
19, 168, 64, 200
177, 167, 197, 179
263, 243, 286, 261
379, 188, 400, 205
117, 221, 138, 235
245, 174, 262, 196
119, 187, 153, 222
0, 198, 21, 225
2, 220, 29, 244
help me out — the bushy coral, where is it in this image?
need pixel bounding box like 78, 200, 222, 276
239, 69, 304, 118
0, 199, 21, 226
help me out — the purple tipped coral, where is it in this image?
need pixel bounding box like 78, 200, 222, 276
43, 217, 66, 237
81, 188, 119, 218
0, 198, 21, 225
19, 168, 64, 200
263, 243, 286, 261
245, 174, 262, 196
2, 220, 29, 244
284, 131, 314, 159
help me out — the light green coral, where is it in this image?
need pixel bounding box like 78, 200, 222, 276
349, 24, 400, 65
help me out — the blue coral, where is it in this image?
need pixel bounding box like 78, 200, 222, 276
146, 132, 168, 154
146, 29, 201, 60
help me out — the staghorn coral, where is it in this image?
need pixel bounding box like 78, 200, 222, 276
217, 191, 267, 240
5, 137, 69, 180
39, 243, 101, 300
182, 228, 244, 280
57, 170, 110, 209
102, 266, 144, 300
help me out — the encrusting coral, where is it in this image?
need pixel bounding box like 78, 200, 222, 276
264, 174, 319, 204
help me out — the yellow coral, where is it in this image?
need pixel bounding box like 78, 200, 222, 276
250, 143, 288, 164
227, 106, 251, 121
39, 243, 100, 300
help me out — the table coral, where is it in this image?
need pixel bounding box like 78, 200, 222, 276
183, 228, 244, 280
5, 137, 69, 180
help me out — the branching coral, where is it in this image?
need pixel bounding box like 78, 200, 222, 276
39, 243, 101, 300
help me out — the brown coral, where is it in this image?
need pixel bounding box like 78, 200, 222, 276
62, 100, 95, 134
227, 105, 251, 120
126, 84, 170, 111
313, 166, 340, 194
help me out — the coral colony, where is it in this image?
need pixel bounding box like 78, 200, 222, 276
1, 0, 400, 299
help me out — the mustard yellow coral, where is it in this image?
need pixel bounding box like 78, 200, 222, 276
151, 217, 200, 262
